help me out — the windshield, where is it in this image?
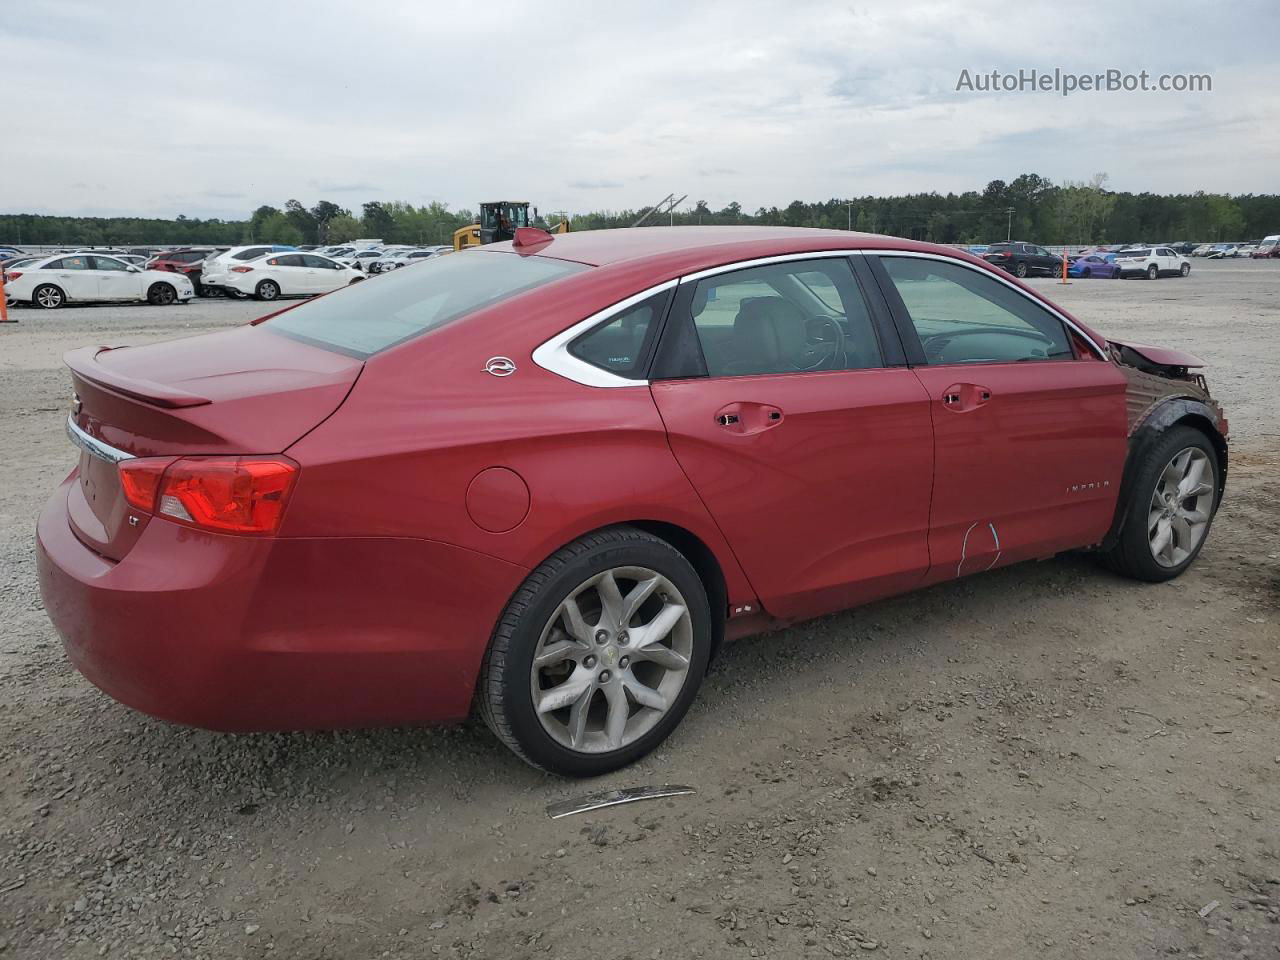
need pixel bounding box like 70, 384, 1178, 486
480, 204, 530, 231
264, 250, 587, 358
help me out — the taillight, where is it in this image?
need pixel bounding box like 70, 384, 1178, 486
231, 266, 254, 273
4, 271, 21, 281
117, 456, 298, 534
119, 457, 176, 511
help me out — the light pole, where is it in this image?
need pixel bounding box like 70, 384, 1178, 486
1005, 206, 1016, 242
846, 202, 853, 232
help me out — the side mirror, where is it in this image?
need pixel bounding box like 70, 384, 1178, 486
127, 265, 141, 273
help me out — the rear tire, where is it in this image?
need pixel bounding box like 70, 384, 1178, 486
1081, 267, 1091, 278
1015, 261, 1028, 278
478, 526, 712, 776
1180, 262, 1191, 277
33, 284, 65, 309
255, 279, 280, 301
1146, 264, 1159, 280
146, 282, 177, 305
1102, 425, 1219, 582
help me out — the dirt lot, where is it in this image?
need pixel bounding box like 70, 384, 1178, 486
1, 260, 1277, 959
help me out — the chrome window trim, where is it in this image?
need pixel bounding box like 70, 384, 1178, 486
678, 249, 865, 284
66, 415, 134, 464
533, 252, 867, 388
532, 246, 1106, 387
531, 279, 678, 388
872, 250, 1108, 360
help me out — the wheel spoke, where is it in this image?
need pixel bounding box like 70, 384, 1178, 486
1150, 520, 1172, 558
635, 601, 686, 648
1178, 507, 1209, 524
1177, 457, 1206, 497
536, 675, 591, 715
620, 575, 660, 627
624, 674, 667, 712
596, 570, 625, 628
567, 686, 594, 748
635, 642, 689, 671
1180, 480, 1213, 500
559, 594, 593, 644
1171, 515, 1193, 550
534, 638, 583, 669
603, 682, 629, 749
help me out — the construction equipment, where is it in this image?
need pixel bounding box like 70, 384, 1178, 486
453, 202, 569, 251
632, 193, 687, 228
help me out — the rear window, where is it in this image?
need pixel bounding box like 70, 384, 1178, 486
986, 243, 1011, 253
264, 250, 587, 358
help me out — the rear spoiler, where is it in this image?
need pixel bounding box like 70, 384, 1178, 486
64, 345, 212, 408
1107, 339, 1205, 369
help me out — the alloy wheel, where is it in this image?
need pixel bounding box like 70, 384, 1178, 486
1148, 447, 1213, 568
530, 566, 693, 754
36, 285, 63, 308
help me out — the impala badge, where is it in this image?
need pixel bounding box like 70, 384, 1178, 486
484, 356, 517, 377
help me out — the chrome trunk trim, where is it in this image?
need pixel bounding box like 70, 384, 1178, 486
66, 415, 134, 464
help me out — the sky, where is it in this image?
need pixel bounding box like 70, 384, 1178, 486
2, 0, 1277, 220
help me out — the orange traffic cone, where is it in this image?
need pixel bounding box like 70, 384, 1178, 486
0, 274, 15, 323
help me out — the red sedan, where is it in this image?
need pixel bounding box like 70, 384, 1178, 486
37, 227, 1228, 776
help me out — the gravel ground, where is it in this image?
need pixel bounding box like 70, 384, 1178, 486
1, 260, 1277, 959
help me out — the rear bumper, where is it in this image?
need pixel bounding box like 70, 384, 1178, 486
37, 476, 529, 731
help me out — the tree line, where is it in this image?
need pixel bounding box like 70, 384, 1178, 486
3, 175, 1277, 248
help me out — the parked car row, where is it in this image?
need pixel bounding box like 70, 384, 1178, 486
982, 241, 1192, 280
1190, 236, 1280, 258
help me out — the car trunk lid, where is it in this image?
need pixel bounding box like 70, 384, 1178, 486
63, 325, 362, 561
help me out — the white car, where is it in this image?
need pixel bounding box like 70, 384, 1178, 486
200, 245, 296, 296
337, 249, 388, 272
1233, 244, 1257, 258
3, 253, 194, 309
1114, 246, 1191, 279
220, 252, 363, 301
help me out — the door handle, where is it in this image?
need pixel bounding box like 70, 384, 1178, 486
941, 383, 992, 413
714, 402, 784, 434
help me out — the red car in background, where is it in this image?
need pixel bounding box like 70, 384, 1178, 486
36, 227, 1228, 776
146, 247, 218, 295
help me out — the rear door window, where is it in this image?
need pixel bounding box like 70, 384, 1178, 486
687, 258, 883, 377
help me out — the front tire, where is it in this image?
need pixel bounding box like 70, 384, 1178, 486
146, 282, 177, 305
1102, 425, 1219, 582
478, 526, 712, 776
33, 284, 65, 309
255, 279, 280, 301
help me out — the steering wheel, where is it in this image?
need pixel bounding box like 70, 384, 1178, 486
922, 326, 1054, 364
796, 315, 846, 371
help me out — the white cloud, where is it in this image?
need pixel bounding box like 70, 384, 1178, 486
1, 0, 1276, 219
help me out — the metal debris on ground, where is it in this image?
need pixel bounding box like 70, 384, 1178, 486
546, 785, 696, 819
